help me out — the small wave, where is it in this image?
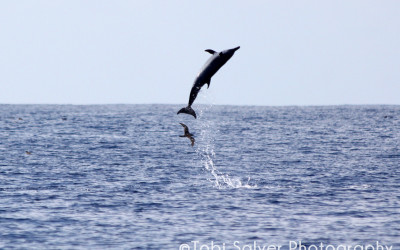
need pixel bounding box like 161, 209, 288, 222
347, 184, 371, 190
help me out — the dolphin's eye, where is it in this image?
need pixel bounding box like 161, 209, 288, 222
219, 52, 223, 56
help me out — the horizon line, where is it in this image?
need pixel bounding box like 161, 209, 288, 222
0, 103, 399, 107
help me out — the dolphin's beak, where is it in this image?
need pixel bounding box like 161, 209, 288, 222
232, 46, 240, 51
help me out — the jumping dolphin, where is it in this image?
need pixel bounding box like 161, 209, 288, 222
179, 123, 195, 146
177, 46, 240, 118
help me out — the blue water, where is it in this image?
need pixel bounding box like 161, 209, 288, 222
0, 104, 399, 249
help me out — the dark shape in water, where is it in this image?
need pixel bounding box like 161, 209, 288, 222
179, 123, 195, 146
177, 46, 240, 119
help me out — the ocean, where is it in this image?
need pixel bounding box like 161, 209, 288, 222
0, 104, 399, 249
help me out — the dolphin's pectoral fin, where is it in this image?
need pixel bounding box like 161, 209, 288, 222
205, 49, 216, 55
206, 79, 211, 89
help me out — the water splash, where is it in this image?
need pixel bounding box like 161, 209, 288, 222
201, 149, 256, 189
195, 102, 257, 189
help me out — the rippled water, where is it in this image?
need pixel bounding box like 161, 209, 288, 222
0, 104, 399, 249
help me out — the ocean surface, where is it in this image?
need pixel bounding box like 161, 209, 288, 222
0, 104, 399, 249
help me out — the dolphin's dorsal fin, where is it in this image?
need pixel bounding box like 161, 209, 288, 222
205, 49, 216, 55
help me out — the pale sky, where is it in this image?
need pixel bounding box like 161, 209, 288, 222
1, 1, 399, 106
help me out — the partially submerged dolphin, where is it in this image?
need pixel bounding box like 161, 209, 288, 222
179, 123, 195, 146
177, 46, 240, 118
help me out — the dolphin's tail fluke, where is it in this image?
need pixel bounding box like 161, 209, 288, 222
177, 106, 197, 119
